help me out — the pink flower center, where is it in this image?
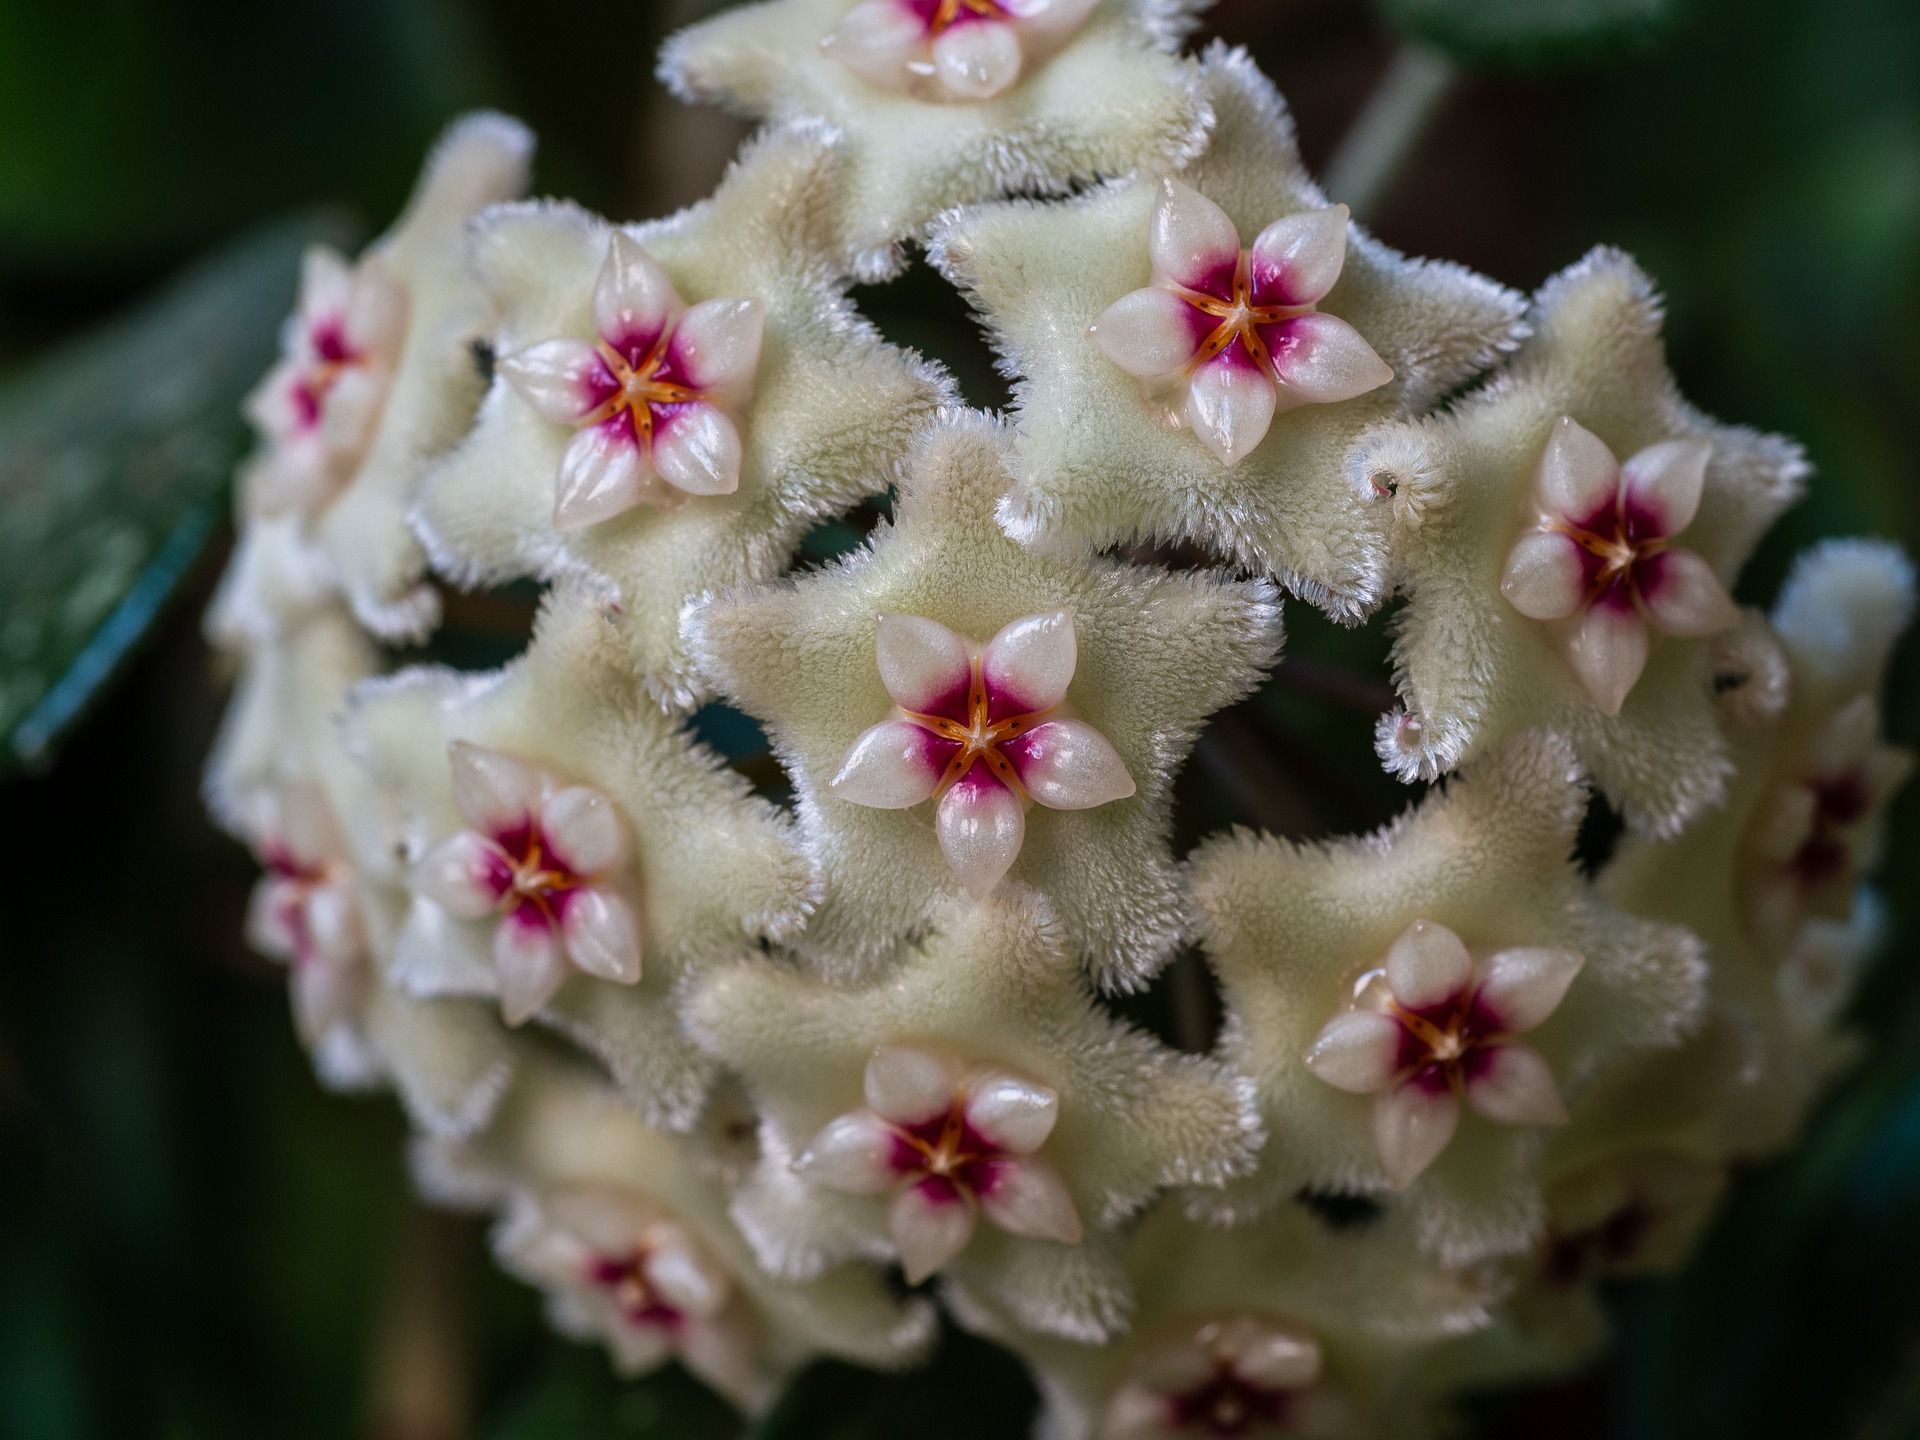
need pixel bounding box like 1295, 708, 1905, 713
263, 846, 339, 969
1543, 1199, 1656, 1288
290, 318, 364, 430
490, 823, 587, 931
906, 0, 1010, 32
1167, 1364, 1294, 1438
578, 335, 705, 452
899, 656, 1055, 802
884, 1101, 1006, 1201
1170, 250, 1314, 386
587, 1251, 682, 1330
1371, 976, 1511, 1099
1550, 490, 1671, 614
1790, 770, 1871, 889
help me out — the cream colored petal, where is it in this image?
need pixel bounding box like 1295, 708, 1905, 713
1500, 529, 1586, 621
876, 612, 974, 713
1641, 547, 1740, 637
1385, 917, 1473, 1010
977, 1156, 1082, 1243
1087, 286, 1204, 379
412, 832, 511, 917
829, 720, 948, 808
1148, 178, 1241, 298
1265, 311, 1393, 406
1534, 414, 1620, 522
498, 338, 607, 425
1463, 1042, 1568, 1126
594, 231, 681, 357
866, 1044, 961, 1126
1558, 602, 1650, 716
1303, 1009, 1402, 1094
449, 740, 547, 835
494, 914, 570, 1025
981, 609, 1076, 714
540, 784, 628, 876
820, 0, 924, 91
651, 402, 743, 497
934, 770, 1027, 899
1183, 353, 1277, 467
1372, 1082, 1460, 1189
1248, 204, 1349, 308
559, 886, 643, 985
930, 19, 1023, 101
1001, 719, 1135, 810
889, 1182, 977, 1283
553, 423, 655, 531
962, 1070, 1059, 1154
665, 297, 764, 402
795, 1110, 904, 1193
1475, 946, 1583, 1034
1620, 435, 1712, 537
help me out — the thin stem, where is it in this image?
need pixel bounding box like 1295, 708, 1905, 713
1323, 45, 1457, 223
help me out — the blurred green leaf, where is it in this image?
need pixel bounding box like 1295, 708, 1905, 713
1374, 0, 1685, 69
484, 1349, 740, 1440
0, 209, 354, 775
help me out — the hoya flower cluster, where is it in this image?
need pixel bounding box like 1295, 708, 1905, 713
203, 8, 1908, 1435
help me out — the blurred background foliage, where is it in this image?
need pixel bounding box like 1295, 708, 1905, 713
2, 0, 1918, 1435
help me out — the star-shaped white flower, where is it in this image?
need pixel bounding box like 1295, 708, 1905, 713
420, 1052, 936, 1412
1353, 247, 1807, 835
660, 0, 1212, 279
829, 610, 1136, 899
1303, 920, 1584, 1190
931, 46, 1525, 619
350, 583, 815, 1128
1189, 732, 1706, 1264
683, 889, 1262, 1341
412, 123, 951, 708
945, 1199, 1493, 1440
239, 111, 535, 638
684, 408, 1281, 987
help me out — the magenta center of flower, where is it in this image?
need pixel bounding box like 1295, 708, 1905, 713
905, 0, 1011, 32
1171, 250, 1314, 386
1543, 1198, 1657, 1288
899, 657, 1055, 802
1551, 490, 1672, 614
489, 823, 586, 931
1167, 1364, 1295, 1438
290, 317, 364, 430
578, 334, 705, 452
1790, 769, 1872, 889
264, 845, 339, 969
884, 1101, 1005, 1201
587, 1252, 682, 1330
1380, 981, 1509, 1098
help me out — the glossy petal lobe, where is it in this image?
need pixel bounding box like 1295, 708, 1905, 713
560, 886, 643, 984
1621, 436, 1711, 536
1303, 1010, 1402, 1093
651, 403, 742, 497
794, 1111, 902, 1193
829, 720, 947, 808
1002, 720, 1135, 810
977, 1157, 1082, 1243
1560, 602, 1650, 715
930, 19, 1022, 100
1385, 919, 1473, 1010
1464, 1043, 1568, 1126
499, 338, 605, 424
875, 613, 972, 714
1501, 530, 1586, 621
1642, 548, 1741, 637
1265, 311, 1393, 406
981, 609, 1076, 714
890, 1182, 976, 1283
1535, 416, 1619, 522
1476, 946, 1583, 1034
1087, 286, 1201, 377
1149, 179, 1240, 298
935, 770, 1026, 899
865, 1045, 959, 1127
1185, 352, 1277, 466
963, 1072, 1059, 1154
1248, 205, 1350, 308
1373, 1083, 1461, 1189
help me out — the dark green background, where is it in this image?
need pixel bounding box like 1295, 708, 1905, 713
3, 0, 1918, 1434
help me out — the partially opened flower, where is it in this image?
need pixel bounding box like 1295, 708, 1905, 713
932, 46, 1524, 618
824, 0, 1100, 102
410, 742, 643, 1024
241, 112, 535, 638
1303, 920, 1583, 1189
661, 0, 1211, 279
795, 1044, 1083, 1282
1355, 247, 1805, 834
1499, 418, 1739, 715
413, 124, 951, 706
1089, 179, 1391, 468
829, 610, 1135, 899
437, 1053, 936, 1412
351, 584, 814, 1128
1537, 1149, 1725, 1288
685, 410, 1280, 987
1190, 732, 1705, 1264
497, 231, 763, 525
685, 889, 1261, 1341
946, 1199, 1493, 1440
243, 781, 370, 1050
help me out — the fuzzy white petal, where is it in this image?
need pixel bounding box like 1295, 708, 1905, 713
962, 1071, 1059, 1154
1149, 179, 1241, 296
1463, 1042, 1568, 1126
499, 338, 605, 424
982, 609, 1076, 714
1266, 311, 1393, 406
1500, 529, 1586, 621
794, 1110, 903, 1193
930, 19, 1022, 101
540, 785, 628, 876
449, 740, 546, 835
890, 1182, 976, 1284
935, 773, 1026, 899
1475, 946, 1583, 1034
1385, 918, 1473, 1010
829, 720, 947, 808
876, 612, 973, 712
1087, 286, 1203, 378
1248, 205, 1349, 308
554, 424, 654, 531
1534, 415, 1619, 522
977, 1156, 1082, 1243
865, 1045, 960, 1127
594, 231, 680, 355
559, 886, 642, 985
1184, 355, 1277, 467
1560, 602, 1650, 715
412, 832, 510, 917
1643, 547, 1741, 637
1372, 1082, 1460, 1189
494, 916, 570, 1025
666, 297, 763, 401
1621, 436, 1712, 536
651, 403, 743, 497
1302, 1009, 1402, 1094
